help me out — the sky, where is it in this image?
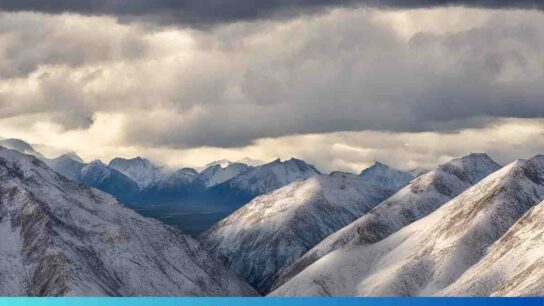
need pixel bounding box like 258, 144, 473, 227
0, 0, 543, 173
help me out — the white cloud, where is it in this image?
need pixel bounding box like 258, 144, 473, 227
0, 8, 543, 170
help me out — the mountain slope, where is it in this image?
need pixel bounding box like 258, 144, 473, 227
198, 163, 251, 188
200, 166, 411, 294
79, 160, 140, 201
0, 146, 257, 296
138, 168, 205, 201
440, 199, 544, 296
0, 138, 46, 160
359, 162, 414, 191
109, 157, 168, 189
270, 155, 544, 296
46, 153, 86, 181
204, 158, 321, 211
272, 153, 500, 289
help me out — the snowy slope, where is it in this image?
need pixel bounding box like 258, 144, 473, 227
0, 147, 257, 296
0, 138, 46, 160
210, 158, 321, 198
200, 166, 410, 294
79, 160, 140, 200
46, 153, 86, 181
440, 199, 544, 296
139, 168, 205, 199
359, 162, 414, 191
270, 155, 544, 297
198, 163, 251, 188
272, 153, 500, 290
109, 157, 169, 189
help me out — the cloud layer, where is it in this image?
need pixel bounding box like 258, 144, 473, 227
0, 0, 542, 25
1, 8, 544, 147
0, 6, 543, 171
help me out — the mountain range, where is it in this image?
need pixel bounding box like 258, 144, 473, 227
3, 138, 544, 297
200, 164, 413, 293
0, 146, 257, 296
271, 153, 501, 291
270, 155, 544, 296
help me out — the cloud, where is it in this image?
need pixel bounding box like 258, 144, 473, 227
2, 115, 544, 174
1, 8, 544, 151
0, 0, 542, 26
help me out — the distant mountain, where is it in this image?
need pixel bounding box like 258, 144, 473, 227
209, 158, 320, 199
272, 153, 501, 290
79, 160, 140, 201
47, 153, 86, 181
236, 157, 265, 167
0, 138, 46, 160
198, 162, 251, 188
359, 162, 414, 191
139, 168, 205, 201
0, 146, 257, 296
200, 164, 411, 294
270, 155, 544, 297
109, 157, 168, 189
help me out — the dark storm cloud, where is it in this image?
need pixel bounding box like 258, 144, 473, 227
0, 0, 542, 25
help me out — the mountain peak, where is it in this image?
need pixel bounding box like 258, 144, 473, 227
108, 156, 166, 189
88, 159, 106, 166
0, 138, 45, 159
360, 161, 413, 191
57, 152, 84, 163
439, 153, 501, 184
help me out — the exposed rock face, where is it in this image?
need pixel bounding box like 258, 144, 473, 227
0, 146, 257, 297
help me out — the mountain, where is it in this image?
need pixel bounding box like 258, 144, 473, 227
60, 152, 84, 163
0, 146, 257, 296
207, 158, 321, 203
47, 153, 86, 181
270, 155, 544, 296
0, 138, 46, 160
139, 168, 205, 201
79, 160, 140, 201
109, 157, 168, 189
203, 159, 232, 169
198, 162, 251, 188
200, 165, 411, 294
236, 157, 265, 167
440, 199, 544, 296
359, 162, 414, 191
272, 153, 501, 290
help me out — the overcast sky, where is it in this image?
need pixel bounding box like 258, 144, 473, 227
0, 1, 543, 172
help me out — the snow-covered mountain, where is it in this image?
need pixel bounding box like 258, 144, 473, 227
109, 157, 169, 189
441, 199, 544, 296
236, 157, 264, 167
0, 138, 46, 160
0, 146, 257, 296
272, 153, 501, 290
359, 162, 414, 191
270, 155, 544, 297
139, 168, 205, 200
198, 162, 251, 188
46, 153, 86, 181
200, 165, 411, 294
209, 158, 321, 199
79, 160, 140, 201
